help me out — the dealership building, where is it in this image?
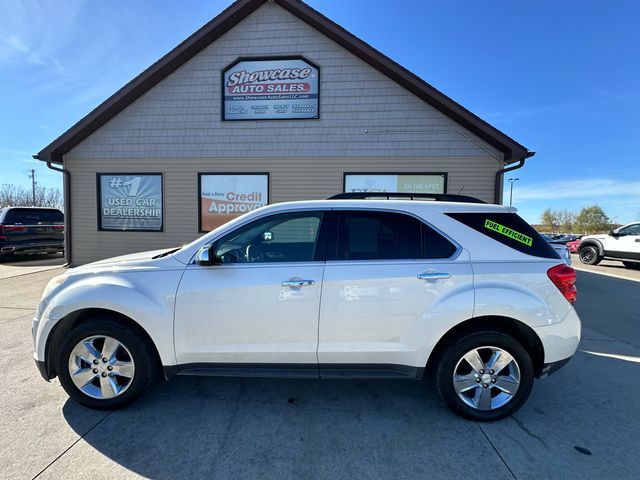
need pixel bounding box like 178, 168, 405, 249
36, 0, 533, 266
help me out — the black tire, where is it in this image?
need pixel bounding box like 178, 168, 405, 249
56, 318, 155, 410
435, 331, 534, 421
622, 261, 640, 270
579, 245, 602, 265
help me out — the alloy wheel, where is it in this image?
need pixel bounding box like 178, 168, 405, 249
67, 335, 135, 400
452, 346, 521, 411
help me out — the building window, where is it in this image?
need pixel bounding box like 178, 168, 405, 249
199, 173, 269, 232
97, 173, 163, 231
344, 173, 447, 194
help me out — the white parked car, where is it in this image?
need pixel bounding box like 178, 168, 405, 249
33, 194, 581, 421
579, 221, 640, 269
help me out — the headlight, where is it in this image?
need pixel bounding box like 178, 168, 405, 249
42, 274, 67, 299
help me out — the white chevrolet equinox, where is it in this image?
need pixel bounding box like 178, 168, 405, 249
33, 194, 581, 421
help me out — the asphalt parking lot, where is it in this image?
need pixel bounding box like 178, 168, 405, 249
1, 260, 638, 479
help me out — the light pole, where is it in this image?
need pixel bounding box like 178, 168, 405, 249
508, 177, 519, 206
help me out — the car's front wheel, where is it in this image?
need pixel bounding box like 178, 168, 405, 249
435, 331, 534, 421
56, 319, 154, 409
579, 245, 602, 265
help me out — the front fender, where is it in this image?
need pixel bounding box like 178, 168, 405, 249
580, 239, 604, 255
35, 270, 184, 366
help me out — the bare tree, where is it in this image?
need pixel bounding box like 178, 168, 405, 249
555, 209, 577, 233
0, 184, 63, 210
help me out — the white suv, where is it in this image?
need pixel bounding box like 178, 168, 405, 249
578, 221, 640, 269
33, 194, 581, 421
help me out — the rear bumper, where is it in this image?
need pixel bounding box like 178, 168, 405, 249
1, 243, 63, 255
532, 306, 581, 364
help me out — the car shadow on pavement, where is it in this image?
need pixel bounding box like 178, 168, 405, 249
61, 376, 499, 479
60, 349, 640, 479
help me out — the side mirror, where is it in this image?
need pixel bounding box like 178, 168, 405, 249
609, 229, 619, 237
195, 244, 219, 266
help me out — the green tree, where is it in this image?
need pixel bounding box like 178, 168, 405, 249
575, 205, 610, 234
540, 208, 559, 232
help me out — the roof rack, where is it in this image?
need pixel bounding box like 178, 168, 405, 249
327, 192, 486, 203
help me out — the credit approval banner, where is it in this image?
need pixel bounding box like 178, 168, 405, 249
223, 58, 319, 120
200, 174, 268, 231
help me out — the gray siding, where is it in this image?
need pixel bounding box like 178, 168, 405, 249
64, 2, 503, 265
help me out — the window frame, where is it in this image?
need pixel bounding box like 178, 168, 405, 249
325, 208, 461, 263
210, 210, 329, 265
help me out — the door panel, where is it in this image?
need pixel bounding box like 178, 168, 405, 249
318, 257, 473, 368
175, 262, 324, 364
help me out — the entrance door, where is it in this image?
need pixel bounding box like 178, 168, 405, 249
175, 211, 327, 367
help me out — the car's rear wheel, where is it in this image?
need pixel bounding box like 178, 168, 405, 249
435, 331, 534, 421
56, 319, 153, 409
622, 261, 640, 270
579, 245, 601, 265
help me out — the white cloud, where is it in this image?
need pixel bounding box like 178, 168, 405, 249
0, 0, 84, 76
515, 178, 640, 202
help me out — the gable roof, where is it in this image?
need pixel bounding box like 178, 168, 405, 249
36, 0, 533, 164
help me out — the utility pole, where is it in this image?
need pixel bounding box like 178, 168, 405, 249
508, 177, 519, 206
29, 169, 37, 206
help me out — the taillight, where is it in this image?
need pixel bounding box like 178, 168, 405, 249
547, 264, 577, 303
1, 225, 27, 232
52, 225, 64, 230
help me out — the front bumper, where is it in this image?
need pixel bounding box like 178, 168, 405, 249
538, 357, 572, 378
34, 357, 52, 381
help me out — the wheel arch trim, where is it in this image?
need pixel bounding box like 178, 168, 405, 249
425, 315, 546, 378
43, 307, 163, 381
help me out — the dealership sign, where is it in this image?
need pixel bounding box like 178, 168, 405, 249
199, 174, 269, 231
223, 57, 319, 120
344, 174, 446, 194
98, 174, 163, 231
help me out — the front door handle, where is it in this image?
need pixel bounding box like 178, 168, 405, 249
282, 279, 315, 287
417, 272, 451, 281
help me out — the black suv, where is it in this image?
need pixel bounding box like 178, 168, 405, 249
0, 207, 64, 260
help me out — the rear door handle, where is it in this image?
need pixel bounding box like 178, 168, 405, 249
282, 279, 315, 287
417, 272, 451, 281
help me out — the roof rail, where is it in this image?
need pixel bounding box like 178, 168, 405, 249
328, 192, 486, 203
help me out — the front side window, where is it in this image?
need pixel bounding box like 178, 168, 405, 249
214, 211, 323, 264
333, 210, 456, 261
618, 224, 640, 236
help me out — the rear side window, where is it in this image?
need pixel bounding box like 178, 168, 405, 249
3, 209, 63, 225
446, 212, 560, 259
333, 211, 456, 261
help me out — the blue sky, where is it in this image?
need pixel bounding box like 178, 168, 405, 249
1, 0, 638, 224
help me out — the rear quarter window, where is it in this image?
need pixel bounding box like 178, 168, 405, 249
446, 212, 560, 259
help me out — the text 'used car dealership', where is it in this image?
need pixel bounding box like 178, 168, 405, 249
35, 0, 533, 265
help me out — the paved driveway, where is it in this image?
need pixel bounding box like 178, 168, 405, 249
0, 254, 66, 280
0, 268, 638, 479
